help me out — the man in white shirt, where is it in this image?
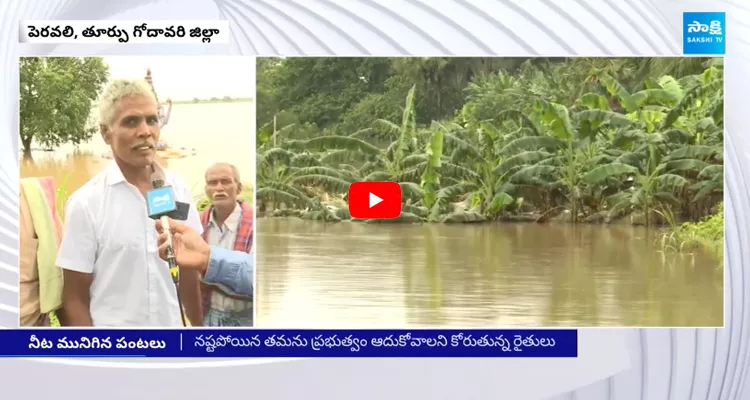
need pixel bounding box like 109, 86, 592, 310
56, 78, 203, 327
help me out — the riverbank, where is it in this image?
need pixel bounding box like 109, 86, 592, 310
258, 200, 719, 227
258, 199, 724, 260
660, 203, 723, 260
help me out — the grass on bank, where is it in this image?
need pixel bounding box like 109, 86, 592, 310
43, 176, 253, 327
660, 203, 724, 262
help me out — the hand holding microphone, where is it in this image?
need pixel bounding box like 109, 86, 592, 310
147, 173, 181, 283
155, 218, 210, 272
146, 170, 193, 327
147, 172, 191, 280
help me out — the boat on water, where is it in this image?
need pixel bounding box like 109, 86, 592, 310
101, 68, 197, 160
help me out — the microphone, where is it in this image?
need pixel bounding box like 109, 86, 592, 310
147, 171, 188, 327
147, 172, 180, 285
150, 174, 190, 221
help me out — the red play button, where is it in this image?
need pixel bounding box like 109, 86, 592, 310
348, 182, 402, 219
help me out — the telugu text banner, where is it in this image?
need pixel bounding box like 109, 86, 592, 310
7, 329, 578, 358
19, 20, 229, 44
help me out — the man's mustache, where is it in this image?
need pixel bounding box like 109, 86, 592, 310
131, 141, 155, 149
212, 192, 229, 200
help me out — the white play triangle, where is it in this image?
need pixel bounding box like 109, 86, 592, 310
369, 192, 383, 208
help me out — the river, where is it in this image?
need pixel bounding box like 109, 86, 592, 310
256, 218, 722, 327
19, 102, 255, 197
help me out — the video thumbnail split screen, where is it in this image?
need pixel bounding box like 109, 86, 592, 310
18, 56, 724, 329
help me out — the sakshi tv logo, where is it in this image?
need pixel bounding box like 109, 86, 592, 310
683, 12, 725, 55
151, 194, 171, 204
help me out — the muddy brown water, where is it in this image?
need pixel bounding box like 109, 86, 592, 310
257, 218, 722, 327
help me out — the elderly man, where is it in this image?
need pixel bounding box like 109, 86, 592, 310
56, 79, 203, 327
199, 162, 254, 326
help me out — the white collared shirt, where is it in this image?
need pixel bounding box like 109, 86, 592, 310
205, 202, 242, 249
56, 162, 203, 327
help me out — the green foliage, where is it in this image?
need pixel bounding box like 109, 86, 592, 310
49, 311, 61, 327
256, 57, 723, 227
660, 203, 723, 260
20, 57, 109, 157
680, 203, 724, 241
55, 172, 73, 218
335, 74, 413, 136
257, 57, 393, 129
197, 196, 211, 212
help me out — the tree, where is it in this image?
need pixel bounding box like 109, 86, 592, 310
19, 57, 109, 159
258, 57, 393, 129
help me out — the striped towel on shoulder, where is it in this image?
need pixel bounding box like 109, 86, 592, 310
20, 177, 63, 314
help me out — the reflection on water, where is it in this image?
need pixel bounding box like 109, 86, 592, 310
257, 219, 722, 327
19, 103, 255, 196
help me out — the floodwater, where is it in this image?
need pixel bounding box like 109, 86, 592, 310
256, 218, 723, 327
19, 102, 255, 197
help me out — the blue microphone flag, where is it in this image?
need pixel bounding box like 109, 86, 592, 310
147, 186, 177, 218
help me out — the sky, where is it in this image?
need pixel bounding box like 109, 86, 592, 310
101, 56, 256, 102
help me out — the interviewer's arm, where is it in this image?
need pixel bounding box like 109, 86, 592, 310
180, 192, 206, 326
55, 196, 96, 326
204, 247, 254, 297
